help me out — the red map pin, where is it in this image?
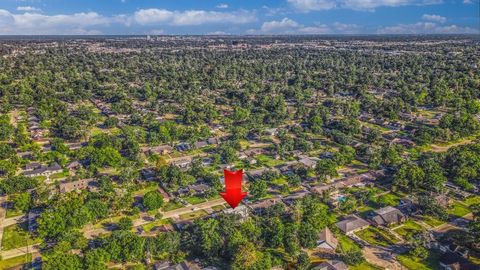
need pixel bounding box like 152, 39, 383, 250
220, 169, 247, 209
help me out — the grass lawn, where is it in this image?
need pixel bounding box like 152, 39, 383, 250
49, 171, 70, 180
256, 154, 284, 167
397, 250, 442, 270
184, 196, 207, 205
393, 220, 424, 240
162, 201, 184, 212
142, 219, 171, 232
132, 183, 159, 196
465, 196, 480, 207
355, 227, 399, 247
0, 254, 32, 270
212, 205, 226, 211
447, 201, 471, 218
374, 193, 401, 207
419, 215, 445, 228
5, 207, 23, 218
179, 209, 208, 220
337, 233, 361, 252
271, 176, 287, 186
1, 223, 41, 251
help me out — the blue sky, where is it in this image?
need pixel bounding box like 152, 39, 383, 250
0, 0, 478, 35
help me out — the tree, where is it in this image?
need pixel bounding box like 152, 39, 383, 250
315, 159, 338, 181
295, 252, 310, 270
249, 179, 267, 199
43, 252, 83, 270
342, 250, 365, 265
117, 217, 133, 231
143, 191, 164, 211
13, 192, 31, 212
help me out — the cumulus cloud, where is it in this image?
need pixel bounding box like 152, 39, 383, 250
333, 22, 360, 33
422, 14, 446, 23
216, 4, 229, 8
133, 9, 256, 26
248, 17, 331, 34
287, 0, 336, 11
377, 22, 479, 34
288, 0, 442, 11
16, 6, 41, 12
0, 8, 256, 34
0, 10, 112, 34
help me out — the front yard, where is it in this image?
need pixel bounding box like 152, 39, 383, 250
447, 201, 471, 218
355, 227, 400, 247
1, 223, 41, 250
397, 250, 442, 270
393, 220, 424, 240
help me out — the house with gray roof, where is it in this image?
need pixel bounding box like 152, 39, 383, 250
336, 214, 369, 234
371, 206, 406, 226
312, 260, 348, 270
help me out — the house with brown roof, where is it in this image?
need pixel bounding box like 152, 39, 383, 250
336, 214, 370, 234
370, 206, 406, 226
316, 227, 338, 251
59, 178, 96, 193
312, 260, 348, 270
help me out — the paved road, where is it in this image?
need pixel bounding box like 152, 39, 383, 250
84, 198, 226, 238
0, 245, 40, 260
0, 196, 6, 251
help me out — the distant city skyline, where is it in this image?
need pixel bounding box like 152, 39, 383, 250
0, 0, 478, 35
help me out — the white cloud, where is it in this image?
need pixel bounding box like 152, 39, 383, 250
422, 14, 446, 23
463, 0, 473, 4
207, 31, 230, 35
248, 17, 332, 34
149, 29, 164, 35
133, 9, 256, 26
377, 22, 479, 34
287, 0, 336, 11
333, 22, 360, 33
16, 6, 41, 12
216, 3, 229, 8
288, 0, 442, 11
0, 10, 111, 34
260, 17, 301, 32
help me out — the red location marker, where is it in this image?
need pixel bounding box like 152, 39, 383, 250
220, 169, 247, 209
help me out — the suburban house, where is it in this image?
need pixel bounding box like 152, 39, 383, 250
438, 252, 478, 270
370, 206, 406, 226
23, 162, 63, 177
145, 145, 173, 155
336, 215, 370, 234
171, 157, 193, 169
247, 198, 283, 214
222, 205, 249, 220
59, 178, 96, 193
316, 227, 339, 251
312, 260, 348, 270
154, 261, 201, 270
298, 156, 320, 169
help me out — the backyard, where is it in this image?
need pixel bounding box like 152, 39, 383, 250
397, 250, 442, 270
393, 220, 425, 240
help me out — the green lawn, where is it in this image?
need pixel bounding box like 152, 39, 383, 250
212, 205, 226, 211
256, 154, 284, 167
184, 196, 207, 205
1, 223, 41, 251
179, 209, 208, 220
397, 250, 442, 270
0, 254, 32, 270
447, 201, 471, 218
465, 196, 480, 207
393, 220, 424, 240
419, 215, 445, 228
49, 171, 70, 180
5, 207, 23, 218
355, 227, 399, 247
142, 219, 171, 233
336, 233, 361, 252
162, 201, 184, 212
374, 193, 401, 207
